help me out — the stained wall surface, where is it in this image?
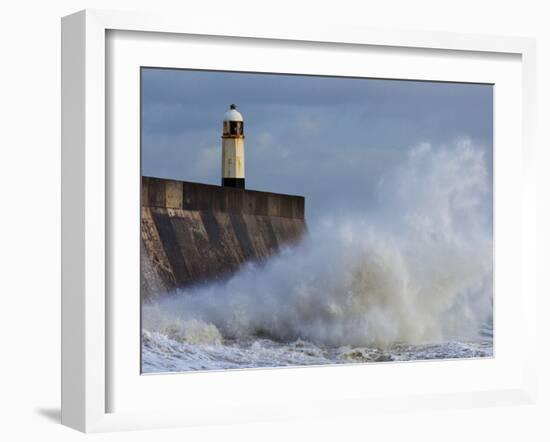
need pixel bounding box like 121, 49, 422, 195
141, 177, 306, 300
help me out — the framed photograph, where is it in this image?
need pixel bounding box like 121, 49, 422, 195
61, 9, 537, 432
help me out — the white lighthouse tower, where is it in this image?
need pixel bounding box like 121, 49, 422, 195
221, 104, 245, 188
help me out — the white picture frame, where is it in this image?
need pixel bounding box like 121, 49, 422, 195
61, 9, 537, 433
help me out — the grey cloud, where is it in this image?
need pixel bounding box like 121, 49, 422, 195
141, 68, 493, 223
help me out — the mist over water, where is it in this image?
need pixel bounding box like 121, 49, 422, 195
142, 139, 493, 372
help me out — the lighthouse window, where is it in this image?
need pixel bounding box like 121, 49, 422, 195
228, 121, 244, 136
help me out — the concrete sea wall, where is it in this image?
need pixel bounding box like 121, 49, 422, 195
141, 177, 306, 301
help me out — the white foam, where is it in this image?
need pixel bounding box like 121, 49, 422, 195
142, 139, 493, 369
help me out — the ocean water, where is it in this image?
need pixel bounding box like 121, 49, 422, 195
141, 140, 494, 373
142, 331, 493, 373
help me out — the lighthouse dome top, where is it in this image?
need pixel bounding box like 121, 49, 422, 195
223, 104, 243, 122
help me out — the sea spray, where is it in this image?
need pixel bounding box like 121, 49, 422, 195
142, 139, 493, 369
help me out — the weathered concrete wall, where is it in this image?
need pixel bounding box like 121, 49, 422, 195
141, 177, 306, 300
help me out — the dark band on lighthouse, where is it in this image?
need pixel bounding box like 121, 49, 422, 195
221, 104, 245, 189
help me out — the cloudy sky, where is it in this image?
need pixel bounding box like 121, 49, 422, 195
141, 68, 493, 223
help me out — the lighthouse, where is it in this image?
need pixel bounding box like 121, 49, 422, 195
221, 104, 245, 188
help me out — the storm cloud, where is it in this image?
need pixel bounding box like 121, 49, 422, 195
141, 68, 493, 223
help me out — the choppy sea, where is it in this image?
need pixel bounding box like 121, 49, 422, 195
141, 322, 493, 373
141, 142, 494, 374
